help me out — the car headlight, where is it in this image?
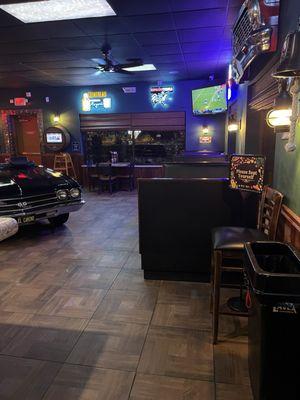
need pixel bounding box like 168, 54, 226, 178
70, 188, 81, 198
248, 0, 262, 30
56, 189, 68, 200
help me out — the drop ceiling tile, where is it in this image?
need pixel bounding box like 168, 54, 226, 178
134, 31, 178, 46
109, 0, 171, 16
23, 60, 96, 70
182, 41, 221, 54
183, 52, 219, 63
75, 17, 130, 35
187, 60, 218, 71
62, 37, 98, 51
143, 44, 181, 56
154, 61, 186, 71
10, 52, 77, 64
170, 0, 228, 11
178, 27, 224, 43
0, 25, 49, 43
67, 49, 110, 60
91, 34, 137, 47
174, 9, 226, 29
122, 14, 174, 33
150, 54, 184, 64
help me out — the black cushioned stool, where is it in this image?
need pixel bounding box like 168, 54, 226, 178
211, 186, 283, 344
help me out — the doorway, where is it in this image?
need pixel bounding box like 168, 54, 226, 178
12, 114, 42, 164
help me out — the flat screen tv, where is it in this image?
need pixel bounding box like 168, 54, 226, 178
192, 84, 227, 115
46, 132, 63, 144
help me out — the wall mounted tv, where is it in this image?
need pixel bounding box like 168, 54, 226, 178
192, 84, 227, 115
46, 132, 63, 144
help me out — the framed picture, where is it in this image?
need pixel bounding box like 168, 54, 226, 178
229, 154, 265, 192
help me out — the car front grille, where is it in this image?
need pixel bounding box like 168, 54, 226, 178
0, 192, 78, 216
233, 7, 253, 56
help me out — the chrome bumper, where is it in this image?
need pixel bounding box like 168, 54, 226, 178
6, 200, 85, 225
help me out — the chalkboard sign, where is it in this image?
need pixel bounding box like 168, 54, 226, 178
229, 155, 265, 192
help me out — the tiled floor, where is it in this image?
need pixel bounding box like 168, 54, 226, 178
0, 192, 253, 399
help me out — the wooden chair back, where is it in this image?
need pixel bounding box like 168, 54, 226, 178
97, 163, 113, 178
258, 186, 283, 240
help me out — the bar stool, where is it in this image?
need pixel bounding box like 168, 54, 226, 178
98, 164, 118, 194
211, 186, 283, 344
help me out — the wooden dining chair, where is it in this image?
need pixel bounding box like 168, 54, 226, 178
210, 186, 283, 344
115, 163, 135, 191
98, 164, 118, 194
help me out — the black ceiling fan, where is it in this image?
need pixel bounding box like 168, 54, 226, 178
20, 42, 146, 76
88, 43, 144, 75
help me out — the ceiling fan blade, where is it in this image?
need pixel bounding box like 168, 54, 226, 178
93, 69, 104, 76
115, 69, 133, 75
118, 60, 144, 69
91, 58, 106, 65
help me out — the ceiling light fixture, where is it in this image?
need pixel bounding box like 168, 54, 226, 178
122, 64, 157, 72
0, 0, 116, 24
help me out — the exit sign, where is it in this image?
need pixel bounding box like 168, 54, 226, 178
14, 98, 28, 106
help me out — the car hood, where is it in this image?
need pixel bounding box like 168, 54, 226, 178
0, 165, 77, 198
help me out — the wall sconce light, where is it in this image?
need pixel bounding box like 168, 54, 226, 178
53, 114, 60, 123
202, 125, 209, 134
266, 80, 292, 128
228, 114, 239, 132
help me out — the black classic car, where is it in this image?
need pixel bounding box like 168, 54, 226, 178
0, 157, 84, 226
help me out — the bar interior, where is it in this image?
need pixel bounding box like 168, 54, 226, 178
0, 0, 299, 399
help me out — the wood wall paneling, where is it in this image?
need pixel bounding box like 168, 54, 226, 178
79, 113, 132, 131
131, 112, 185, 131
277, 205, 300, 250
248, 59, 279, 111
79, 112, 186, 132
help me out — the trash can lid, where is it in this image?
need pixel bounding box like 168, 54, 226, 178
244, 242, 300, 298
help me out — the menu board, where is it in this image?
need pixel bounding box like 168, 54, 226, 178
229, 155, 265, 192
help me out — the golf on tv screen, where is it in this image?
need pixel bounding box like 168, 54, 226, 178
192, 84, 227, 115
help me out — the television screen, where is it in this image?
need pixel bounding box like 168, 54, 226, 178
46, 133, 63, 144
192, 84, 227, 115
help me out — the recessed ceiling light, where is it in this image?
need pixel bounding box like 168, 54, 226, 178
0, 0, 116, 23
123, 64, 157, 72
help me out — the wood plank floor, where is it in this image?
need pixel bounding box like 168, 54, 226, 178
0, 192, 253, 399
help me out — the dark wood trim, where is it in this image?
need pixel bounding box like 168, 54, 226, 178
79, 111, 186, 132
277, 205, 300, 250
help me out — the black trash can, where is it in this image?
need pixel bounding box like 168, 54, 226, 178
244, 241, 300, 400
